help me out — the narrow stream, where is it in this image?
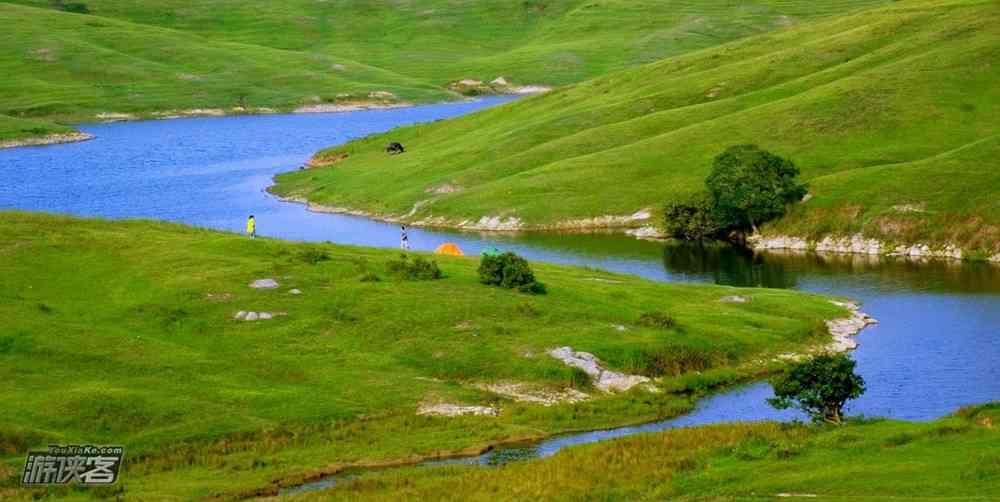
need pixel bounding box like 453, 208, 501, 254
1, 98, 997, 495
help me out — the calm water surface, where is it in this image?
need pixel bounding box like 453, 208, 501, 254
2, 99, 997, 492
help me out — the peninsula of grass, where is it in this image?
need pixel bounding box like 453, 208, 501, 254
0, 0, 886, 141
288, 403, 1000, 501
0, 211, 846, 500
273, 0, 999, 254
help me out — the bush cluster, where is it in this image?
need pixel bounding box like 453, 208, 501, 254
638, 311, 676, 329
386, 254, 443, 280
478, 252, 546, 294
664, 144, 807, 240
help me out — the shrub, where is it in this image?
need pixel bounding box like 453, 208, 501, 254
663, 193, 724, 241
478, 252, 545, 294
638, 311, 676, 329
298, 248, 331, 264
359, 271, 381, 283
386, 254, 442, 280
768, 353, 866, 424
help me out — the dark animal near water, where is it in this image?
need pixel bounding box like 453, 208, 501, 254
386, 142, 405, 154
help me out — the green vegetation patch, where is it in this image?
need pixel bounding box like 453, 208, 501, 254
0, 211, 841, 499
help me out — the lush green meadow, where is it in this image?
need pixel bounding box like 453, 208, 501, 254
290, 403, 1000, 501
0, 0, 886, 138
0, 212, 844, 499
274, 0, 1000, 253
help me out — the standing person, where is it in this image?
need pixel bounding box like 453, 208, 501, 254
400, 224, 409, 250
246, 215, 256, 240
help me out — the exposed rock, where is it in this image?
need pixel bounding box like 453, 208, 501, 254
625, 226, 666, 239
720, 295, 751, 303
611, 324, 628, 332
748, 233, 975, 262
892, 203, 927, 213
417, 403, 498, 417
461, 216, 524, 231
824, 301, 878, 353
0, 132, 94, 149
510, 85, 552, 94
289, 289, 302, 295
491, 76, 509, 86
96, 112, 137, 122
548, 347, 651, 393
249, 278, 279, 289
294, 102, 410, 113
426, 183, 460, 194
368, 91, 397, 100
477, 382, 589, 406
235, 311, 282, 321
306, 152, 348, 168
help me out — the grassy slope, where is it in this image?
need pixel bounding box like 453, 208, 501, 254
0, 114, 73, 142
6, 0, 886, 86
0, 0, 885, 138
272, 0, 1000, 252
0, 2, 449, 124
291, 403, 1000, 501
0, 212, 842, 500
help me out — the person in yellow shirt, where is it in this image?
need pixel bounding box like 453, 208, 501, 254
246, 215, 256, 239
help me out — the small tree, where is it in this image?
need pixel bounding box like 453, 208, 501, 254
663, 193, 724, 241
768, 353, 866, 425
706, 144, 807, 233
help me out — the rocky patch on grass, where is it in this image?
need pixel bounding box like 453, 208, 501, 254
548, 347, 652, 393
476, 382, 589, 406
417, 403, 498, 417
720, 295, 751, 303
234, 311, 286, 321
249, 278, 279, 289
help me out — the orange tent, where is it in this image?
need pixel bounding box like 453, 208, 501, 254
434, 242, 464, 256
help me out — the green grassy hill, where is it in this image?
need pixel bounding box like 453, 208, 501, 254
0, 2, 449, 124
0, 0, 886, 139
272, 0, 1000, 254
0, 212, 843, 500
289, 403, 1000, 501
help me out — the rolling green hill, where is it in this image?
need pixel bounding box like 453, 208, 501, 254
0, 0, 886, 139
0, 212, 843, 499
272, 0, 1000, 255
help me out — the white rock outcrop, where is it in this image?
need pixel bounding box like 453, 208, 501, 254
548, 347, 652, 393
748, 233, 977, 262
477, 382, 589, 406
249, 278, 279, 289
825, 301, 878, 352
417, 403, 498, 417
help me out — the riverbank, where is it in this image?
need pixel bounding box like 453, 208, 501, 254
0, 131, 93, 149
281, 403, 1000, 501
0, 211, 851, 500
749, 233, 1000, 265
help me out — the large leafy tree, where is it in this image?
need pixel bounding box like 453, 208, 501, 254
768, 353, 866, 424
706, 144, 808, 233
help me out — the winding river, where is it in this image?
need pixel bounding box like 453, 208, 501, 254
2, 98, 997, 493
